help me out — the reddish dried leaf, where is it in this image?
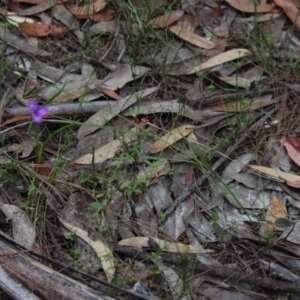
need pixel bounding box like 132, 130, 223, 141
19, 23, 66, 36
35, 165, 52, 176
9, 0, 21, 14
100, 87, 122, 100
211, 1, 222, 23
273, 0, 300, 31
284, 136, 300, 166
87, 10, 115, 22
64, 0, 106, 17
225, 0, 276, 12
1, 116, 30, 128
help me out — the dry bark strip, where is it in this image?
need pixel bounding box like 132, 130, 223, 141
0, 231, 152, 300
162, 107, 278, 221
113, 244, 300, 293
0, 236, 117, 300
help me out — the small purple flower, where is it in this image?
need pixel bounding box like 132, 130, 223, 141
28, 101, 49, 124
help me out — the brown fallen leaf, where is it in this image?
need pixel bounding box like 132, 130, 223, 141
283, 136, 300, 167
168, 26, 215, 49
273, 0, 300, 31
19, 23, 66, 36
151, 125, 196, 154
225, 0, 276, 13
99, 87, 122, 100
88, 10, 115, 22
266, 195, 288, 231
151, 10, 184, 28
188, 48, 251, 74
247, 164, 300, 188
64, 0, 106, 17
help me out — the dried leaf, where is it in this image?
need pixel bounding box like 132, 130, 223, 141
0, 26, 51, 56
88, 10, 115, 22
267, 195, 289, 231
96, 65, 150, 91
0, 204, 36, 248
118, 237, 213, 254
64, 0, 106, 17
59, 218, 115, 282
243, 13, 282, 22
77, 87, 157, 140
168, 26, 215, 49
225, 0, 276, 13
17, 0, 56, 16
6, 15, 35, 27
151, 125, 196, 154
208, 94, 274, 112
188, 49, 251, 74
273, 0, 300, 31
218, 76, 252, 88
247, 164, 300, 188
151, 10, 184, 28
284, 136, 300, 167
19, 23, 66, 36
74, 124, 146, 164
137, 159, 171, 180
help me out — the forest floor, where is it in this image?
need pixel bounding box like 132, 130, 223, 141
1, 0, 300, 299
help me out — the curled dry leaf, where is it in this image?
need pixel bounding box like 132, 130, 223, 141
19, 23, 66, 36
188, 49, 251, 74
151, 10, 184, 28
283, 136, 300, 166
151, 125, 196, 154
64, 0, 106, 17
225, 0, 276, 13
118, 237, 213, 254
247, 164, 300, 188
168, 26, 215, 49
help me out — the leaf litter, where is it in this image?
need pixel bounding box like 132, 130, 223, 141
1, 0, 300, 298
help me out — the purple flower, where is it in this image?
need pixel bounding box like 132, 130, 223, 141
28, 101, 49, 124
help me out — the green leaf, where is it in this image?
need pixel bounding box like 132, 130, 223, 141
212, 221, 223, 239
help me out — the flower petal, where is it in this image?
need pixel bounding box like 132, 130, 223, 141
33, 114, 43, 123
28, 101, 39, 112
37, 106, 49, 117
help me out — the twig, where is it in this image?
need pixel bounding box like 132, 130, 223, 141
98, 19, 120, 63
162, 107, 277, 221
113, 243, 300, 293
